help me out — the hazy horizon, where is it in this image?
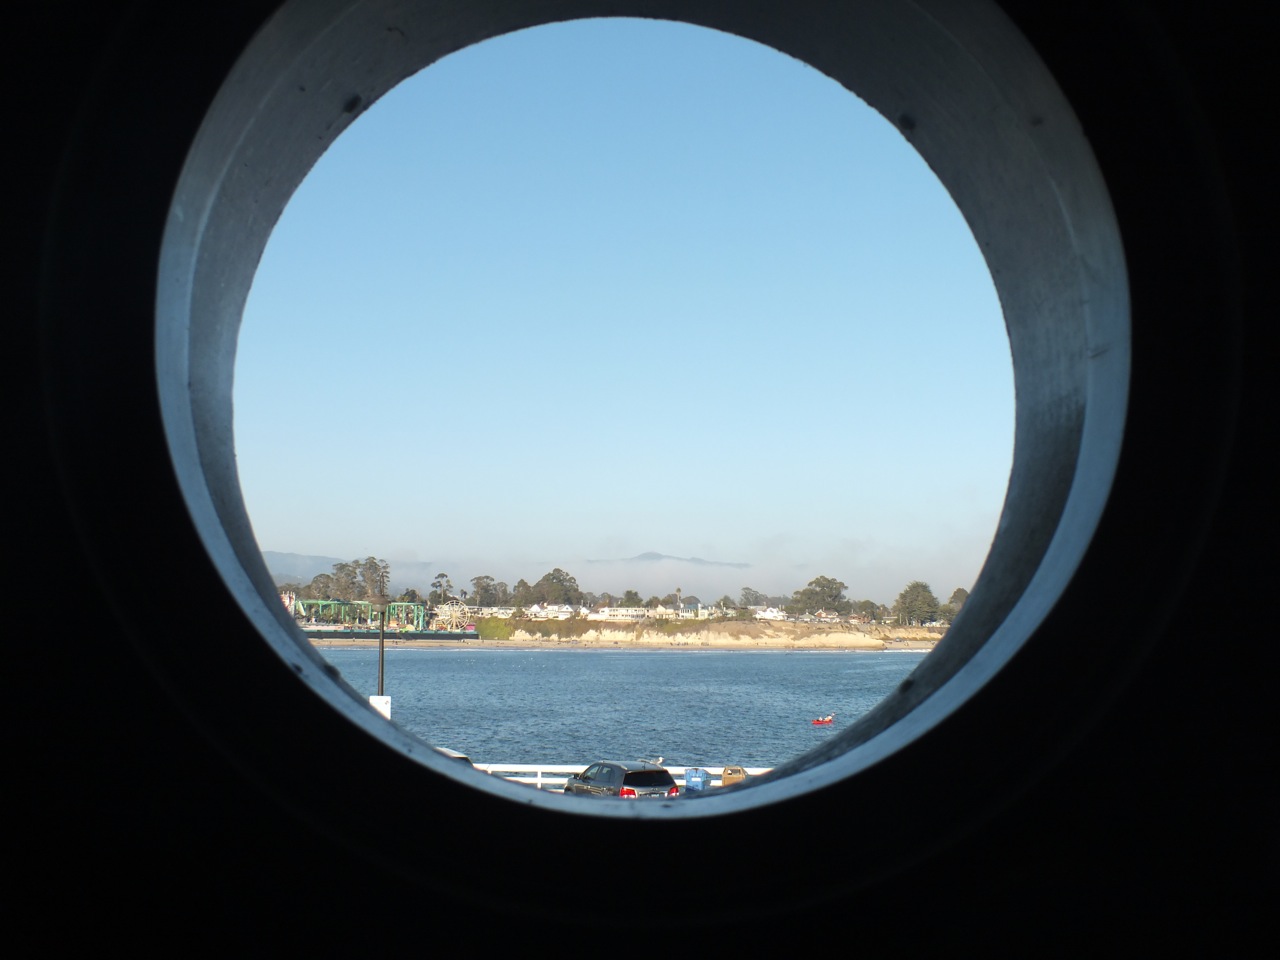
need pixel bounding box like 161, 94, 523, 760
263, 547, 979, 607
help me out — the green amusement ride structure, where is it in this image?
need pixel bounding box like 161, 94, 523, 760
292, 597, 476, 636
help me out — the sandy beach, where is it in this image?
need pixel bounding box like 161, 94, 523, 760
307, 620, 942, 652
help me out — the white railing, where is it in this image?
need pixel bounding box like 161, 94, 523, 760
469, 763, 773, 791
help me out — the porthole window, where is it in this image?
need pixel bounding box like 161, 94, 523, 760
158, 0, 1126, 812
16, 0, 1136, 921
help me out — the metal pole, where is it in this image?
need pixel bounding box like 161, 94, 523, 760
377, 609, 385, 697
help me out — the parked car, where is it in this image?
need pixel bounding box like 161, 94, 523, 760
562, 760, 680, 799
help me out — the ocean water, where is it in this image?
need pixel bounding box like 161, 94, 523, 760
317, 646, 928, 767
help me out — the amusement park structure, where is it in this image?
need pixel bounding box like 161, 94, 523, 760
281, 593, 477, 636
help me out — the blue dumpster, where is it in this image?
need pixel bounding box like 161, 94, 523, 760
685, 768, 709, 792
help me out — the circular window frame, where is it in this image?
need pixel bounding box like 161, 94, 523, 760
163, 0, 1128, 797
46, 0, 1236, 927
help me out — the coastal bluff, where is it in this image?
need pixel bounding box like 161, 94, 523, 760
509, 620, 942, 650
310, 620, 942, 651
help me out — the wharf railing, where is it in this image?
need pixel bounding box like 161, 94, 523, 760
470, 763, 773, 791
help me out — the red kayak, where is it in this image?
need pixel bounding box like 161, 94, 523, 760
812, 715, 835, 725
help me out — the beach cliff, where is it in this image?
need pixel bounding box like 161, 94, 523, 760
309, 620, 942, 651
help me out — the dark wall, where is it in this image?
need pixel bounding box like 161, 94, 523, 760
14, 2, 1274, 952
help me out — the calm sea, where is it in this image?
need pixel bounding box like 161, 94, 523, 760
317, 646, 928, 767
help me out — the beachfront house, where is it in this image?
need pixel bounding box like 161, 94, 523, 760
678, 598, 711, 620
526, 603, 582, 620
471, 606, 516, 619
586, 606, 648, 621
754, 606, 789, 621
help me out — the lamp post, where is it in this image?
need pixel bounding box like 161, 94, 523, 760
370, 594, 390, 718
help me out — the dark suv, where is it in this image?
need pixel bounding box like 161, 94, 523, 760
562, 760, 680, 799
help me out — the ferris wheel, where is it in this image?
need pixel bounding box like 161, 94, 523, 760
433, 599, 471, 631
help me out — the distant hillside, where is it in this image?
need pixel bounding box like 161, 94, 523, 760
589, 551, 750, 569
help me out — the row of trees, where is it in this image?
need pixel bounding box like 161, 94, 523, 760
288, 564, 595, 609
758, 576, 968, 625
287, 556, 390, 603
287, 561, 970, 627
893, 581, 969, 626
459, 571, 677, 611
450, 569, 589, 608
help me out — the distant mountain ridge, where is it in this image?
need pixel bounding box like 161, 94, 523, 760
587, 551, 750, 568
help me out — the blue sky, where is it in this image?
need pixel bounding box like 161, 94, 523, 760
233, 18, 1013, 605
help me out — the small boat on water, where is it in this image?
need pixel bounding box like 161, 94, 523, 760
812, 714, 835, 725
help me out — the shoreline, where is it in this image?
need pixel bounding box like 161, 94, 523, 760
306, 623, 942, 653
308, 640, 938, 652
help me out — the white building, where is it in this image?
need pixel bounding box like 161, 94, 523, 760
526, 603, 581, 620
754, 606, 789, 621
586, 607, 648, 621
